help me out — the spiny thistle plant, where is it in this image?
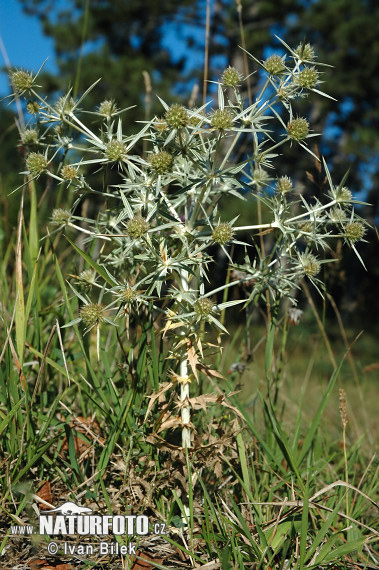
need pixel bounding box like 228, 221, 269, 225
11, 38, 368, 452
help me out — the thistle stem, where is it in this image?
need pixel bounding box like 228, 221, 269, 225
234, 222, 277, 231
67, 222, 112, 241
180, 269, 191, 449
286, 200, 337, 223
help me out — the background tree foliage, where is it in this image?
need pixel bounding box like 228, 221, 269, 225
16, 0, 206, 108
2, 0, 378, 326
12, 0, 379, 195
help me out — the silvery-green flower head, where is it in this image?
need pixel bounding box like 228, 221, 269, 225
26, 101, 40, 114
125, 215, 150, 239
21, 128, 39, 145
98, 99, 118, 117
194, 298, 215, 318
287, 118, 309, 141
153, 117, 168, 132
77, 270, 97, 290
294, 43, 316, 62
264, 55, 286, 75
105, 140, 127, 162
212, 223, 234, 245
165, 104, 189, 128
26, 152, 48, 177
221, 66, 242, 87
149, 151, 173, 174
300, 253, 320, 277
80, 303, 105, 328
122, 287, 137, 304
299, 221, 313, 233
335, 186, 352, 203
51, 208, 71, 226
210, 109, 234, 131
55, 96, 76, 116
296, 67, 319, 89
61, 164, 79, 181
275, 176, 293, 194
344, 222, 366, 243
10, 69, 35, 94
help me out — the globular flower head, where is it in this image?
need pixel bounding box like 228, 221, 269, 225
194, 297, 214, 318
51, 208, 71, 226
125, 215, 149, 239
253, 169, 270, 187
26, 152, 48, 176
26, 101, 40, 114
288, 307, 303, 326
10, 69, 35, 94
295, 43, 316, 62
264, 55, 285, 75
98, 99, 118, 117
105, 140, 127, 162
78, 269, 96, 284
149, 150, 173, 174
297, 67, 319, 89
300, 253, 321, 277
55, 96, 76, 116
153, 117, 168, 132
122, 287, 137, 304
77, 269, 96, 291
61, 164, 79, 181
344, 222, 366, 243
329, 208, 346, 223
54, 123, 65, 137
276, 176, 293, 194
21, 128, 38, 145
165, 104, 189, 128
299, 221, 313, 233
277, 86, 293, 101
287, 117, 309, 141
335, 186, 352, 203
80, 303, 105, 328
212, 222, 234, 245
221, 66, 242, 87
211, 109, 234, 131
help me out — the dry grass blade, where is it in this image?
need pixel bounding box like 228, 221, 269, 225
309, 479, 379, 509
15, 190, 25, 370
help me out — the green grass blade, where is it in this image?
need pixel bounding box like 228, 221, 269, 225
0, 397, 25, 437
297, 362, 342, 465
65, 236, 118, 287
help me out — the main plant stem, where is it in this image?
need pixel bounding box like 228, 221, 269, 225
180, 356, 191, 449
180, 269, 191, 449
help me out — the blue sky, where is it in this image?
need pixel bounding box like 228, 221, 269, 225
0, 0, 57, 95
0, 1, 210, 97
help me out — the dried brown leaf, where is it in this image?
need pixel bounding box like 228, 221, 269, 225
219, 397, 245, 420
29, 561, 46, 570
214, 460, 222, 479
29, 562, 74, 570
144, 382, 173, 421
197, 363, 224, 379
187, 394, 219, 411
158, 415, 183, 432
60, 433, 91, 459
187, 342, 200, 380
36, 481, 52, 508
131, 551, 164, 569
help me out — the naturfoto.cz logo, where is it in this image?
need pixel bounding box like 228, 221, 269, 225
10, 501, 166, 557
